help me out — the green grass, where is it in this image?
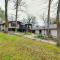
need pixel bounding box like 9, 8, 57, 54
0, 33, 60, 60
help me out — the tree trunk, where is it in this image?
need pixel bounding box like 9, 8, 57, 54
5, 0, 8, 33
15, 0, 18, 32
56, 0, 60, 46
47, 0, 51, 37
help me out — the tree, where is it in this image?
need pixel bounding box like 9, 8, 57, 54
47, 0, 53, 37
56, 0, 60, 46
40, 13, 47, 35
13, 0, 24, 32
31, 16, 36, 26
22, 14, 36, 32
47, 0, 51, 37
26, 15, 36, 25
15, 0, 19, 32
27, 15, 36, 32
5, 0, 8, 33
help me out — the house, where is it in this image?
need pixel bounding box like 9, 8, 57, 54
8, 21, 22, 31
0, 21, 57, 38
0, 21, 24, 32
0, 21, 31, 32
32, 24, 57, 38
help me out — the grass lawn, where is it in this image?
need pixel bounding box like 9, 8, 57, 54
0, 33, 60, 60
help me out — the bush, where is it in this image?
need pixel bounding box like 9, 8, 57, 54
25, 32, 32, 35
36, 34, 57, 41
35, 34, 53, 40
48, 35, 53, 38
48, 35, 57, 41
35, 34, 47, 39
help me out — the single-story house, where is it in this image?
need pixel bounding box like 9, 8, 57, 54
32, 24, 57, 38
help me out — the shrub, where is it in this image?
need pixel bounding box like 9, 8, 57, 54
35, 34, 46, 39
25, 32, 32, 35
35, 34, 53, 40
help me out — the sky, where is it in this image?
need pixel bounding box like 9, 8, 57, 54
0, 0, 5, 10
0, 0, 58, 26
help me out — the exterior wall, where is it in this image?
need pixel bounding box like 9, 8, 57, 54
42, 30, 47, 35
8, 23, 19, 29
35, 30, 39, 34
17, 24, 19, 28
2, 25, 5, 31
0, 25, 5, 31
35, 30, 47, 35
42, 29, 57, 38
34, 29, 57, 38
51, 30, 57, 38
9, 23, 11, 27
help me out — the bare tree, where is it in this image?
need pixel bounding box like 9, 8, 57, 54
5, 0, 8, 33
22, 14, 36, 32
31, 16, 36, 26
56, 0, 60, 46
15, 0, 19, 32
40, 13, 47, 35
47, 0, 53, 37
27, 15, 32, 32
13, 0, 26, 32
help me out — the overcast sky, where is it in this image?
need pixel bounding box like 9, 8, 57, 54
0, 0, 58, 26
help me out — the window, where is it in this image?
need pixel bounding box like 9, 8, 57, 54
11, 22, 16, 27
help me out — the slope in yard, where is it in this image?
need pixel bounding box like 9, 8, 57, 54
0, 33, 60, 60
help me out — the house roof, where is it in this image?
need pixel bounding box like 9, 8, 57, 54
32, 24, 57, 30
8, 21, 22, 24
0, 21, 22, 25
